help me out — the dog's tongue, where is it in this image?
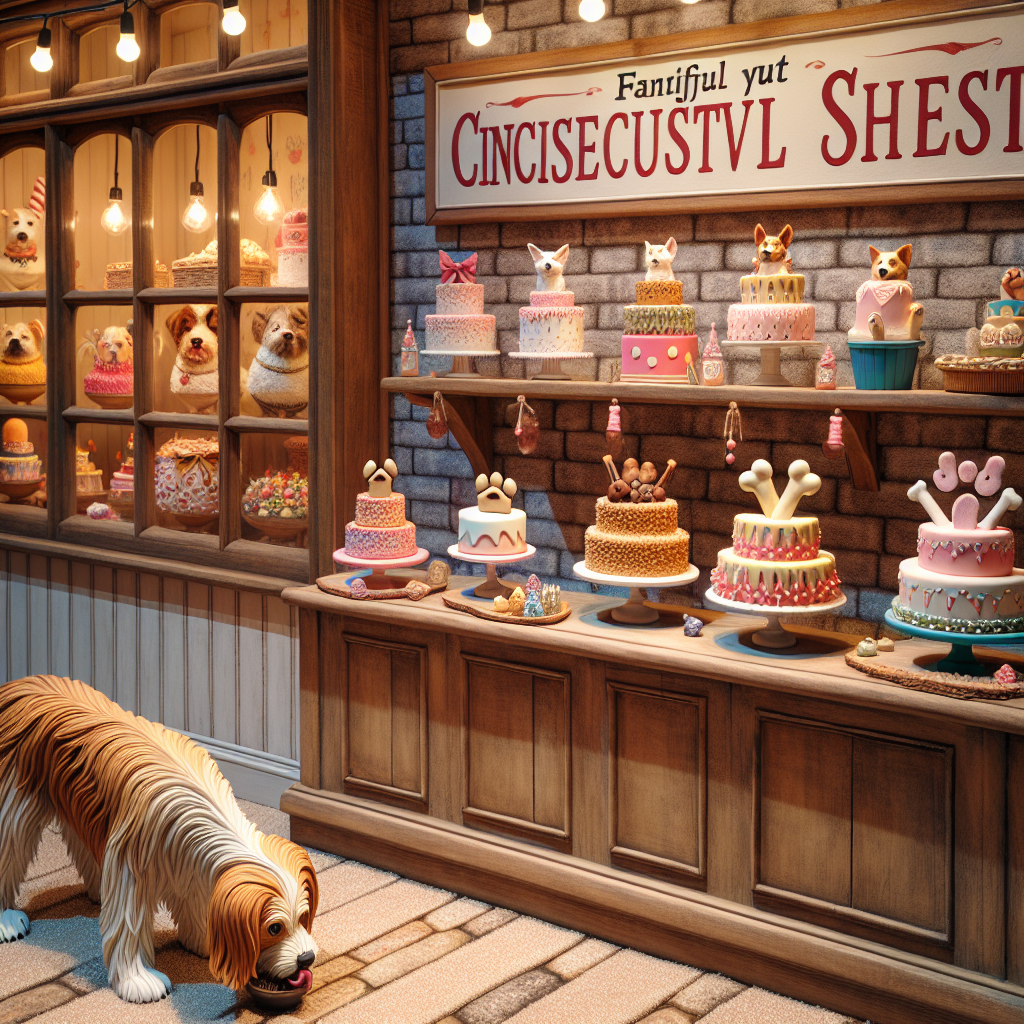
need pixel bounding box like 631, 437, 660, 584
285, 969, 312, 990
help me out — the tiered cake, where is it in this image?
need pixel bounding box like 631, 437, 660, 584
848, 244, 924, 342
106, 432, 134, 519
974, 267, 1023, 357
711, 459, 842, 606
275, 209, 308, 287
892, 452, 1023, 633
727, 224, 815, 342
343, 458, 417, 559
0, 419, 42, 482
584, 456, 689, 576
518, 243, 584, 355
458, 472, 526, 556
621, 238, 699, 383
423, 252, 496, 354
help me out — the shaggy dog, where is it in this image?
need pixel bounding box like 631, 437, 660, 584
246, 304, 309, 418
167, 304, 219, 413
0, 676, 318, 1004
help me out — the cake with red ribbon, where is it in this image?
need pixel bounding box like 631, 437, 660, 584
424, 251, 496, 353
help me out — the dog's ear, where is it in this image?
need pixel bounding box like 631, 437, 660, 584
289, 303, 309, 332
779, 225, 793, 249
754, 224, 766, 247
166, 306, 195, 338
553, 244, 570, 265
868, 245, 881, 264
251, 309, 269, 345
644, 241, 653, 256
896, 243, 912, 268
527, 243, 543, 263
27, 320, 44, 345
665, 237, 677, 258
206, 306, 218, 333
208, 865, 274, 991
258, 833, 320, 927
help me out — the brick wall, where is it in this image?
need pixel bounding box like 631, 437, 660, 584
388, 0, 1024, 633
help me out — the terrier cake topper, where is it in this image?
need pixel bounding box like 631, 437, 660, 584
476, 471, 517, 514
527, 243, 569, 292
911, 451, 1020, 529
363, 458, 398, 498
644, 238, 677, 282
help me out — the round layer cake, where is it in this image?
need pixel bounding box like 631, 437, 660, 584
731, 513, 820, 562
727, 304, 815, 342
849, 279, 915, 341
917, 522, 1014, 577
635, 280, 683, 305
519, 292, 584, 354
584, 497, 689, 577
425, 282, 497, 352
457, 507, 527, 556
344, 491, 416, 558
0, 438, 42, 481
623, 304, 695, 336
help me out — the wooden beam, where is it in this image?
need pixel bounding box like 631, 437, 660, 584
843, 410, 879, 492
406, 391, 492, 479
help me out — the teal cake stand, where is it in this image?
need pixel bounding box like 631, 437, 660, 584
884, 610, 1024, 676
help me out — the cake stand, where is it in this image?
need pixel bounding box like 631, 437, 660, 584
333, 546, 431, 589
704, 588, 847, 648
447, 544, 538, 599
720, 340, 822, 387
509, 351, 594, 381
574, 563, 700, 624
420, 350, 498, 378
85, 392, 133, 411
884, 609, 1024, 677
0, 478, 42, 501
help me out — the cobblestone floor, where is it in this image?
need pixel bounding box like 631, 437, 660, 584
0, 801, 867, 1024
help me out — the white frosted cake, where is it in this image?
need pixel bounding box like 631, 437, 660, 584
424, 251, 496, 352
457, 472, 527, 556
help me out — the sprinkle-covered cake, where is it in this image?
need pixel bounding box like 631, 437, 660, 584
0, 418, 42, 482
518, 244, 584, 356
275, 209, 308, 287
424, 251, 497, 353
343, 458, 417, 559
458, 472, 526, 556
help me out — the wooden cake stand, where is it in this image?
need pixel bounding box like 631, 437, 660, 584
574, 563, 699, 624
720, 339, 822, 387
704, 588, 847, 648
884, 609, 1024, 677
509, 351, 594, 380
447, 544, 537, 599
420, 350, 498, 378
333, 546, 430, 589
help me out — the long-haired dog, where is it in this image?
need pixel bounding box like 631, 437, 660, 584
166, 304, 219, 413
0, 676, 318, 1004
246, 303, 309, 418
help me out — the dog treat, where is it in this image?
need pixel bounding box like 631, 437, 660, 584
343, 457, 417, 559
424, 251, 497, 354
247, 304, 309, 418
275, 208, 308, 287
848, 244, 924, 342
518, 244, 585, 355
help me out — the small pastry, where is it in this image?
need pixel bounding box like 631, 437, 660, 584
876, 637, 895, 652
621, 458, 640, 484
526, 573, 542, 593
856, 637, 878, 657
493, 595, 510, 613
638, 461, 657, 484
507, 587, 526, 616
994, 664, 1018, 688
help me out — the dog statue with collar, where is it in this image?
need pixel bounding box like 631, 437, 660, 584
0, 178, 46, 292
247, 304, 309, 418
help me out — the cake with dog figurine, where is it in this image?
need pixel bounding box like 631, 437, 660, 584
727, 225, 815, 342
892, 452, 1024, 634
710, 459, 843, 607
517, 244, 585, 355
621, 238, 699, 383
106, 432, 134, 520
343, 458, 417, 560
423, 251, 497, 354
584, 455, 690, 576
458, 472, 527, 556
848, 244, 924, 342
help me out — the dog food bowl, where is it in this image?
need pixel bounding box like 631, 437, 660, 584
246, 972, 312, 1012
848, 339, 924, 390
0, 479, 42, 500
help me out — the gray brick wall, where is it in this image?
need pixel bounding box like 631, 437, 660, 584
387, 0, 1024, 631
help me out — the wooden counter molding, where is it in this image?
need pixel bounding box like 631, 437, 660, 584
282, 583, 1024, 1024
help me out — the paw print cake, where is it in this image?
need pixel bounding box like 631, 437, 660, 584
343, 459, 417, 559
458, 472, 526, 555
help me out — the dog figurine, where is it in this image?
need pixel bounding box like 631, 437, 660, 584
0, 179, 45, 292
752, 224, 793, 276
644, 238, 677, 281
81, 324, 133, 366
527, 243, 569, 292
869, 244, 912, 281
0, 675, 318, 1003
247, 304, 309, 418
1001, 267, 1023, 302
0, 320, 46, 404
167, 305, 219, 413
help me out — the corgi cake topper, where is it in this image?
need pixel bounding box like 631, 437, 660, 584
909, 451, 1021, 531
752, 224, 793, 276
475, 471, 517, 514
363, 458, 398, 498
869, 244, 912, 281
527, 243, 569, 292
850, 244, 925, 342
644, 238, 677, 282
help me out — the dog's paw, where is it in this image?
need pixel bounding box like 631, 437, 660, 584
114, 964, 172, 1003
0, 909, 30, 942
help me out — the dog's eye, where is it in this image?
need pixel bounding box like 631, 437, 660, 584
268, 923, 282, 936
889, 259, 896, 266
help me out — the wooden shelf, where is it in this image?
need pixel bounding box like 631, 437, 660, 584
63, 405, 133, 424
382, 376, 1024, 416
64, 290, 133, 306
0, 290, 46, 307
225, 415, 308, 434
224, 286, 309, 303
137, 287, 218, 305
137, 411, 218, 431
0, 404, 47, 420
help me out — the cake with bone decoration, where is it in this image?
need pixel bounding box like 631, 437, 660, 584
892, 451, 1024, 633
458, 472, 526, 555
584, 455, 689, 576
711, 459, 842, 606
343, 458, 417, 560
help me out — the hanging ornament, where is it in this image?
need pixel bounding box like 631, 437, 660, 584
605, 398, 625, 460
723, 401, 742, 467
426, 390, 448, 440
514, 394, 540, 455
701, 322, 724, 386
815, 345, 837, 390
822, 407, 845, 459
400, 319, 419, 377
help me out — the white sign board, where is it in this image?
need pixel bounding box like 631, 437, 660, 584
427, 3, 1023, 222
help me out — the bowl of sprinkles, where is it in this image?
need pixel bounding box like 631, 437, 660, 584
242, 436, 309, 543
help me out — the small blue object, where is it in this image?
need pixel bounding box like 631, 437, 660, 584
683, 614, 703, 637
523, 591, 545, 617
848, 339, 925, 390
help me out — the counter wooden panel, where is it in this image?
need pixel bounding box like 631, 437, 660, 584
282, 582, 1024, 1024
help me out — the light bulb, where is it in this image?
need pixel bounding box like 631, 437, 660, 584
252, 172, 285, 225
578, 0, 605, 21
182, 183, 213, 233
100, 188, 130, 235
222, 3, 246, 35
116, 10, 139, 61
30, 27, 52, 72
681, 0, 701, 4
466, 12, 491, 46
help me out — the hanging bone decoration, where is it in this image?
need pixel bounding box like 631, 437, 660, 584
908, 479, 951, 527
739, 459, 779, 517
979, 487, 1022, 530
772, 460, 821, 520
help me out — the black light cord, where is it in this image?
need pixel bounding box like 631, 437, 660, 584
194, 124, 201, 185
266, 116, 273, 175
1, 0, 143, 28
113, 133, 119, 191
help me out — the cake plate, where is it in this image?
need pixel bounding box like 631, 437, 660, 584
333, 546, 431, 589
447, 544, 538, 599
574, 563, 700, 624
720, 340, 822, 387
420, 350, 498, 378
0, 478, 43, 501
884, 609, 1024, 677
509, 351, 594, 381
703, 588, 847, 648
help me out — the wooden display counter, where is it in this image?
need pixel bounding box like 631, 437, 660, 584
281, 581, 1024, 1024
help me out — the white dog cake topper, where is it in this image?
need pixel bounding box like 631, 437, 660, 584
644, 238, 677, 282
527, 243, 569, 292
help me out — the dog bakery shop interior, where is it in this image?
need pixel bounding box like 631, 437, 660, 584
0, 0, 1023, 1022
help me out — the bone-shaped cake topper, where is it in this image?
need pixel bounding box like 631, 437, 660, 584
772, 460, 821, 520
363, 458, 398, 498
951, 493, 980, 530
739, 459, 779, 517
475, 471, 517, 514
979, 487, 1022, 530
933, 451, 958, 492
908, 479, 951, 527
976, 455, 1005, 497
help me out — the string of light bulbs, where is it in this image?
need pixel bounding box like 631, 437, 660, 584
15, 0, 248, 73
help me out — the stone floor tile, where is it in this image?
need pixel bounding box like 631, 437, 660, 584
0, 982, 76, 1024
358, 929, 471, 988
670, 974, 747, 1016
0, 918, 104, 1001
26, 984, 240, 1024
462, 907, 517, 937
504, 949, 701, 1024
546, 937, 619, 980
24, 827, 73, 882
700, 987, 854, 1023
59, 959, 108, 997
314, 860, 399, 915
321, 916, 581, 1024
16, 868, 85, 915
350, 920, 433, 964
424, 897, 491, 931
238, 798, 290, 838
279, 977, 367, 1023
308, 956, 363, 992
304, 847, 345, 871
457, 968, 562, 1024
312, 879, 453, 957
639, 1010, 697, 1024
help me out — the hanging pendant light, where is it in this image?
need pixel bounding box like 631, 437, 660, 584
466, 0, 491, 46
181, 126, 213, 234
578, 0, 606, 21
30, 19, 52, 72
100, 135, 130, 236
222, 1, 246, 36
252, 116, 286, 226
116, 2, 140, 62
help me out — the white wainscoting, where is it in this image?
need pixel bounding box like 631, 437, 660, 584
0, 547, 300, 805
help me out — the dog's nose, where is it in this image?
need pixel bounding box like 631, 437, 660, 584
17, 232, 27, 242
191, 337, 203, 348
878, 268, 887, 278
296, 951, 315, 969
544, 263, 551, 269
282, 332, 293, 342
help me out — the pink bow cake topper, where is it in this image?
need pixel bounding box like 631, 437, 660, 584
910, 451, 1021, 529
439, 250, 478, 284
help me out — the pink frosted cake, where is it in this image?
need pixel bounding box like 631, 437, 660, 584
342, 458, 417, 560
620, 269, 698, 383
424, 251, 496, 353
276, 208, 308, 287
84, 359, 132, 398
893, 452, 1024, 633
